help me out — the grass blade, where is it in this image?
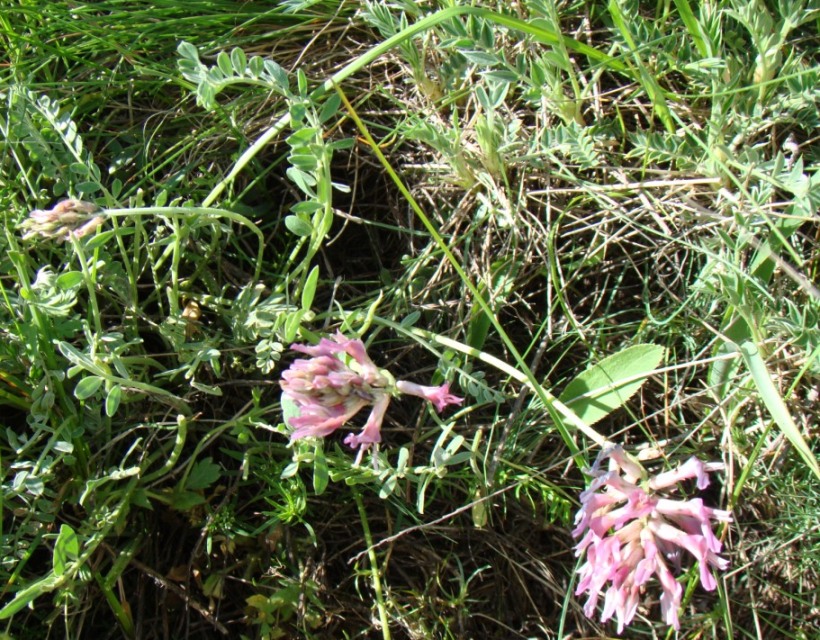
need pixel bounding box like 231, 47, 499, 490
739, 341, 820, 481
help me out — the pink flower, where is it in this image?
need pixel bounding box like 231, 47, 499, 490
573, 446, 731, 633
280, 332, 463, 449
395, 380, 464, 412
21, 199, 104, 241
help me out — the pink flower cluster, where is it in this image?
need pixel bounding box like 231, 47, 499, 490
21, 199, 105, 241
280, 332, 463, 449
573, 446, 731, 633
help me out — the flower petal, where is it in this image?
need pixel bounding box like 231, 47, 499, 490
395, 380, 463, 412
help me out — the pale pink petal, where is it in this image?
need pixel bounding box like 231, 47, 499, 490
344, 393, 391, 449
606, 446, 646, 484
396, 380, 463, 412
656, 555, 682, 630
650, 456, 710, 490
288, 396, 369, 439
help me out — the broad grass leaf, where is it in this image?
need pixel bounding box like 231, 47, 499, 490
559, 344, 665, 426
740, 341, 820, 480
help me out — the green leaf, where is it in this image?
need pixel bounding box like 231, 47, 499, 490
291, 200, 324, 215
460, 50, 500, 66
185, 457, 222, 490
216, 51, 233, 77
76, 181, 101, 195
168, 489, 206, 511
297, 68, 308, 96
248, 55, 264, 77
284, 215, 312, 237
739, 341, 820, 480
230, 47, 247, 74
400, 311, 420, 328
177, 41, 199, 61
53, 524, 80, 577
313, 443, 329, 495
55, 271, 84, 289
283, 309, 304, 343
281, 394, 301, 427
318, 93, 341, 123
286, 167, 317, 196
263, 59, 289, 90
559, 344, 665, 426
289, 153, 319, 172
379, 474, 397, 499
301, 265, 320, 311
74, 375, 103, 400
84, 227, 135, 251
105, 384, 122, 417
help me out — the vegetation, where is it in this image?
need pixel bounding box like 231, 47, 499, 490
1, 0, 819, 637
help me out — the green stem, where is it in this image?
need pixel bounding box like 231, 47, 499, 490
69, 235, 103, 336
142, 415, 188, 484
354, 490, 391, 640
102, 206, 265, 283
379, 317, 607, 449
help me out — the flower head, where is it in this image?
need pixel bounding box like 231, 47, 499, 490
21, 199, 105, 241
280, 332, 463, 449
573, 446, 731, 633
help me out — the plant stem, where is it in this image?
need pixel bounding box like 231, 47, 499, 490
354, 490, 391, 640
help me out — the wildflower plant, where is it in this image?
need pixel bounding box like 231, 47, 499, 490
280, 331, 463, 449
573, 446, 732, 633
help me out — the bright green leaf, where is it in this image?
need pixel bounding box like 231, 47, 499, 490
74, 375, 103, 400
313, 443, 329, 495
284, 215, 312, 237
53, 524, 80, 577
301, 265, 320, 311
0, 574, 61, 619
216, 51, 233, 76
559, 344, 665, 426
318, 93, 341, 123
105, 384, 122, 417
177, 41, 199, 61
55, 271, 84, 289
230, 47, 247, 74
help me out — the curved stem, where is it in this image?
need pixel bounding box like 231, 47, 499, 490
103, 206, 265, 283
